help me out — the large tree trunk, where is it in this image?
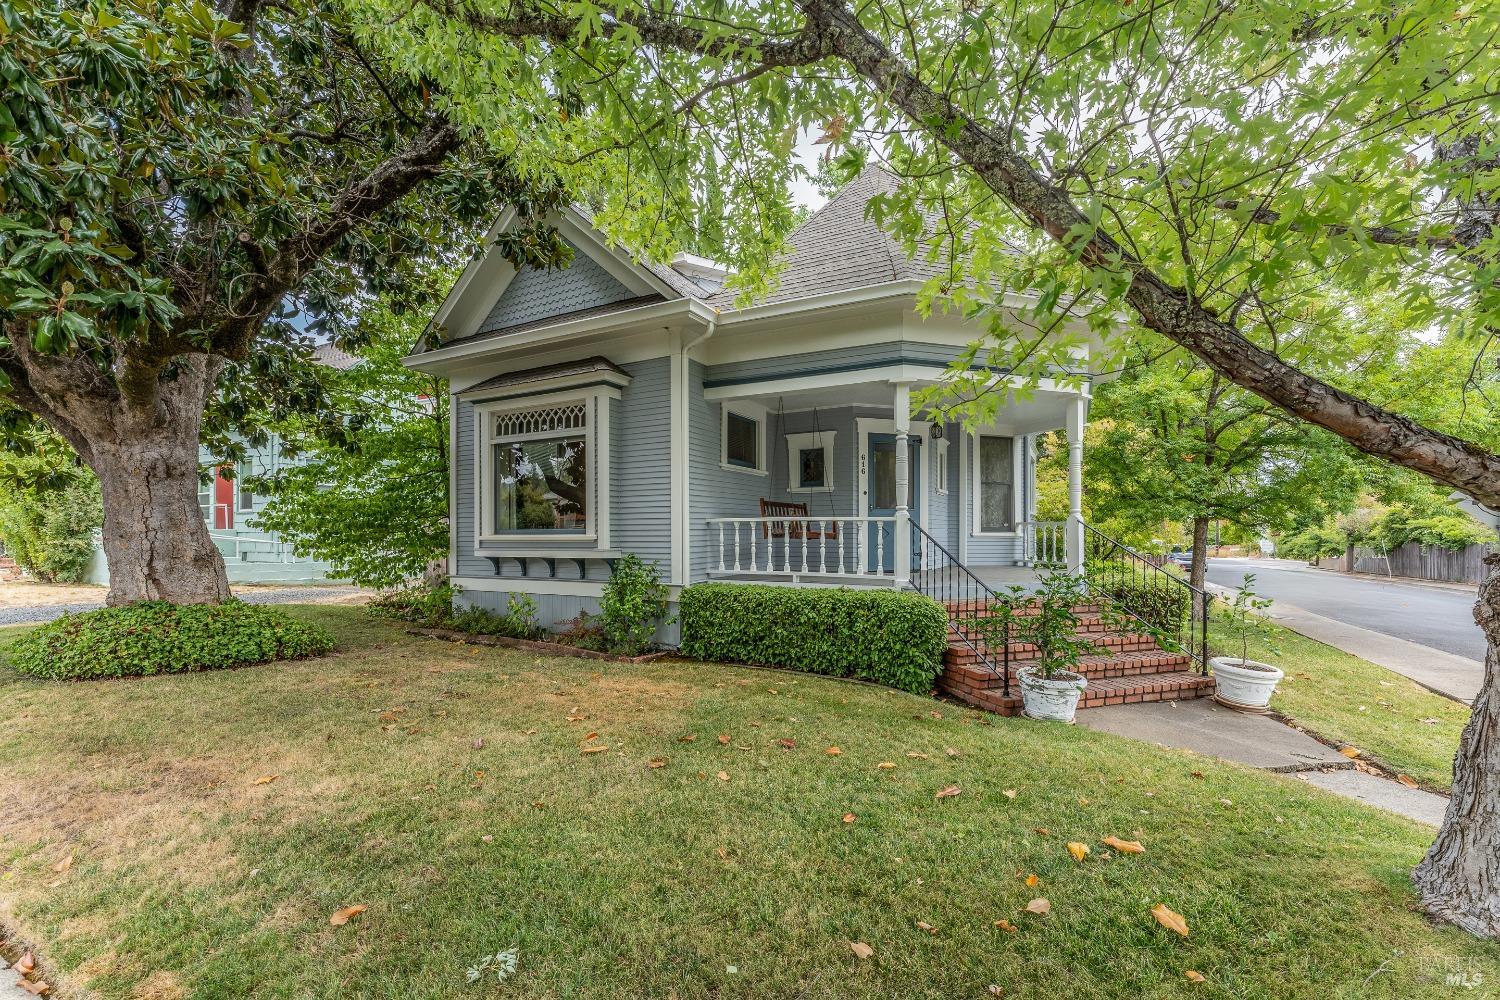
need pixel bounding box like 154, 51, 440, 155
29, 354, 232, 606
1188, 515, 1210, 591
92, 423, 231, 606
1413, 554, 1500, 935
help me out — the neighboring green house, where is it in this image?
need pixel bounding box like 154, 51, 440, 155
84, 344, 357, 587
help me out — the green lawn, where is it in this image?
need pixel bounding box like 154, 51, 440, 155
0, 606, 1493, 998
1217, 610, 1470, 791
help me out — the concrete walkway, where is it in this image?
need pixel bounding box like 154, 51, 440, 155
1, 956, 38, 1000
1077, 697, 1452, 826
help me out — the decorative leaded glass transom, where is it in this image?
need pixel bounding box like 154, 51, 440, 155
493, 402, 587, 439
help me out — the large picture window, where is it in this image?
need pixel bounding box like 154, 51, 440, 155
978, 434, 1015, 532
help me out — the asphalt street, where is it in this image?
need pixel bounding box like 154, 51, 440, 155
1205, 557, 1484, 662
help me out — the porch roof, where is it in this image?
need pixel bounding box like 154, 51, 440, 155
458, 356, 630, 397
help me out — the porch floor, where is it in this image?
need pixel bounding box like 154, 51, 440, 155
707, 563, 1049, 590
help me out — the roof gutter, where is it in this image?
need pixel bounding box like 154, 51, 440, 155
672, 311, 718, 586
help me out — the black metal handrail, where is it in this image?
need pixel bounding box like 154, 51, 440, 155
908, 519, 1012, 695
1081, 521, 1210, 674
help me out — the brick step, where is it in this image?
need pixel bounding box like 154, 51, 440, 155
943, 670, 1214, 716
942, 647, 1193, 679
943, 600, 1103, 617
947, 629, 1163, 657
948, 612, 1117, 637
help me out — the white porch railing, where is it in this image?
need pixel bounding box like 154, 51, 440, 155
208, 532, 315, 565
1022, 520, 1067, 567
707, 517, 897, 581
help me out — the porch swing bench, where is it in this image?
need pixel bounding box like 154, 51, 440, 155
758, 499, 839, 540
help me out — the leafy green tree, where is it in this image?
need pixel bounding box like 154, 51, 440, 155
0, 429, 102, 582
250, 295, 449, 589
1086, 339, 1364, 588
0, 0, 565, 606
364, 0, 1500, 933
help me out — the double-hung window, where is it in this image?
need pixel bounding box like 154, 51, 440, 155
977, 434, 1015, 533
721, 402, 768, 475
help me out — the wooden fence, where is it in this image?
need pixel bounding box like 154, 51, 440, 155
1351, 541, 1498, 585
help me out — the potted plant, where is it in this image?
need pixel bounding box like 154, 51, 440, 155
1211, 573, 1284, 713
970, 570, 1099, 723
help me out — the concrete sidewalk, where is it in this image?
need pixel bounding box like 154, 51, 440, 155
1077, 697, 1452, 826
1206, 582, 1482, 704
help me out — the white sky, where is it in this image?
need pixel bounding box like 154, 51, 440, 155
788, 130, 828, 211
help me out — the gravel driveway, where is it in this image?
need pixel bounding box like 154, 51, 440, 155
0, 584, 366, 626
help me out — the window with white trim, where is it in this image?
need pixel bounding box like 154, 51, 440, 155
784, 430, 836, 492
978, 434, 1015, 532
721, 402, 767, 474
484, 401, 590, 535
236, 459, 256, 512
933, 438, 949, 496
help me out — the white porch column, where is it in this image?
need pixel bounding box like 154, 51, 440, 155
893, 381, 912, 587
1065, 394, 1086, 574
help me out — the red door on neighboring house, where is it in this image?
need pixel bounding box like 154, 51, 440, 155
213, 466, 234, 529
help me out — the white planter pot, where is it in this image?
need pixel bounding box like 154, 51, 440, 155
1018, 668, 1087, 723
1211, 657, 1284, 713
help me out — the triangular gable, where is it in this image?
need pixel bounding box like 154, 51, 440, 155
475, 238, 642, 336
424, 209, 689, 349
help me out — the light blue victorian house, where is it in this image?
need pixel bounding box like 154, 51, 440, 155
406, 169, 1105, 644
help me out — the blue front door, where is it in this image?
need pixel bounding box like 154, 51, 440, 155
866, 433, 920, 572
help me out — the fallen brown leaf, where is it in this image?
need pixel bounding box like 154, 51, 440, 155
251, 775, 279, 786
1024, 898, 1051, 916
1024, 874, 1040, 888
1034, 827, 1050, 836
842, 813, 857, 824
580, 731, 599, 743
849, 941, 874, 960
1152, 902, 1189, 937
1184, 970, 1206, 983
1102, 835, 1145, 854
50, 854, 73, 874
1002, 789, 1017, 799
580, 745, 608, 755
1396, 774, 1419, 788
678, 734, 698, 743
16, 953, 35, 976
777, 738, 797, 749
993, 918, 1018, 933
718, 734, 731, 744
716, 771, 730, 781
648, 757, 668, 769
877, 761, 896, 769
329, 903, 367, 926
906, 751, 929, 759
915, 920, 937, 934
1066, 841, 1090, 862
825, 746, 843, 756
15, 979, 49, 997
1339, 746, 1361, 759
935, 785, 962, 799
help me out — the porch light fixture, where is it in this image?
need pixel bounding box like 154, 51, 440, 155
930, 424, 944, 440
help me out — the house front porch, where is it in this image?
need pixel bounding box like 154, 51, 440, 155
696, 368, 1086, 591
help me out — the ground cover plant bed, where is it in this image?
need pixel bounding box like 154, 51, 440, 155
0, 606, 1493, 997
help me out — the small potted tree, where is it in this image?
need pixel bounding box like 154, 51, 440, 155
1211, 573, 1284, 713
970, 570, 1099, 723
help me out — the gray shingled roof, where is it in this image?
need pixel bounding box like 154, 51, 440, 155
310, 343, 361, 370
459, 356, 629, 395
704, 166, 947, 309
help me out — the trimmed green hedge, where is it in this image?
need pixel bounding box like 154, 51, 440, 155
7, 600, 335, 680
678, 583, 949, 693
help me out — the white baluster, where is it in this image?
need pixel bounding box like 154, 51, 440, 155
837, 520, 846, 574
718, 522, 726, 573
819, 522, 828, 574
876, 521, 885, 575
801, 521, 810, 575
735, 522, 743, 573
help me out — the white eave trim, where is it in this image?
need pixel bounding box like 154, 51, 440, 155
405, 299, 697, 371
